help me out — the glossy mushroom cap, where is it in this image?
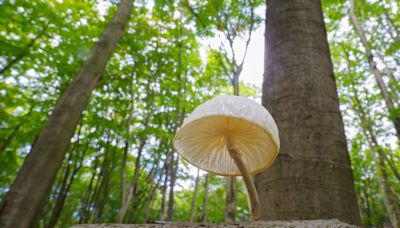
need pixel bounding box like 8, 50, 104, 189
173, 95, 280, 176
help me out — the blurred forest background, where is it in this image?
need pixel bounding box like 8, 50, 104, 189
0, 0, 399, 227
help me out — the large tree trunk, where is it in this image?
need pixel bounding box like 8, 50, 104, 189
255, 0, 361, 225
0, 1, 134, 227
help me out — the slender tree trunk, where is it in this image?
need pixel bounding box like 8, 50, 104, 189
46, 146, 84, 228
159, 162, 169, 221
127, 158, 156, 223
85, 148, 108, 223
351, 84, 400, 227
189, 169, 200, 223
143, 163, 165, 223
349, 0, 400, 141
117, 92, 154, 222
120, 140, 129, 206
362, 187, 372, 227
225, 66, 240, 223
166, 153, 179, 221
376, 150, 400, 227
382, 4, 400, 41
120, 65, 136, 208
93, 138, 116, 223
117, 139, 146, 222
255, 0, 361, 225
225, 177, 236, 222
224, 23, 257, 220
222, 14, 253, 220
164, 22, 185, 222
142, 186, 155, 222
46, 161, 72, 228
0, 1, 134, 227
199, 173, 209, 223
376, 53, 400, 104
91, 137, 110, 221
79, 151, 100, 223
383, 153, 400, 182
94, 158, 114, 223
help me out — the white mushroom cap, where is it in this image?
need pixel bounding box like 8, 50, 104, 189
173, 95, 280, 176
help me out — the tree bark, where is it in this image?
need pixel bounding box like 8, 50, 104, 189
255, 0, 361, 225
189, 169, 200, 223
0, 1, 134, 227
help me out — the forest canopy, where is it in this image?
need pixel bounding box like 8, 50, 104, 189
0, 0, 399, 227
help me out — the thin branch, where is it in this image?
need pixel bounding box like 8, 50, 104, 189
0, 23, 49, 75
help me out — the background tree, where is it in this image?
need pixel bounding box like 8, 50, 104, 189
0, 0, 134, 227
324, 0, 400, 225
185, 0, 262, 221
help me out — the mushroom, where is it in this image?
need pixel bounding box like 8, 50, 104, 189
173, 95, 280, 221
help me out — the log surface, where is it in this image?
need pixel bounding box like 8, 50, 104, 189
73, 219, 359, 228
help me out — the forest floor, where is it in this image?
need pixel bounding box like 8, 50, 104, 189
72, 219, 358, 227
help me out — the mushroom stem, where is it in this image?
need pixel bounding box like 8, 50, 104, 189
228, 148, 260, 221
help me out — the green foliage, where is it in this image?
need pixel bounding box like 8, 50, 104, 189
0, 0, 399, 227
0, 0, 262, 226
325, 0, 400, 225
